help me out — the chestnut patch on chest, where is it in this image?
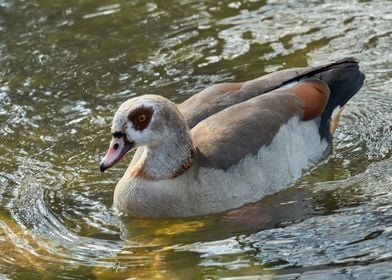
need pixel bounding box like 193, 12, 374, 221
128, 106, 154, 131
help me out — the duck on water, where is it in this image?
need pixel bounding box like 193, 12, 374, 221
99, 58, 365, 218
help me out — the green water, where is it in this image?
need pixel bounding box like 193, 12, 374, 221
0, 0, 391, 279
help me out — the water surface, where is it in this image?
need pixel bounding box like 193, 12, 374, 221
0, 0, 391, 279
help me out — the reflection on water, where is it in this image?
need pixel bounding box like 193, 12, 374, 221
0, 0, 391, 278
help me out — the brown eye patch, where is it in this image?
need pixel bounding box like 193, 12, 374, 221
128, 106, 153, 131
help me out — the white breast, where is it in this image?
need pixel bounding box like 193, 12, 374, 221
114, 117, 329, 218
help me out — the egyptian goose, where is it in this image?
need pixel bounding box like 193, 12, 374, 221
100, 58, 365, 218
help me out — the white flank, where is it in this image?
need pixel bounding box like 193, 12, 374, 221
330, 106, 343, 136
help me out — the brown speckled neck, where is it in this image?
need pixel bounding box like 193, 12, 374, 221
129, 148, 195, 180
170, 149, 194, 179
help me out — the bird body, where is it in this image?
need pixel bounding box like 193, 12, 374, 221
100, 58, 365, 218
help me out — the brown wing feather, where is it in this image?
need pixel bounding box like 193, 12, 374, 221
191, 89, 304, 170
292, 80, 330, 120
178, 67, 312, 128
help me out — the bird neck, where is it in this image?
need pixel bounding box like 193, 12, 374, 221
128, 129, 194, 180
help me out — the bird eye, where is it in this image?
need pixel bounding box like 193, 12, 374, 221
137, 114, 146, 123
128, 106, 153, 131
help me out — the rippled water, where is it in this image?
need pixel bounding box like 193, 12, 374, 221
0, 0, 391, 279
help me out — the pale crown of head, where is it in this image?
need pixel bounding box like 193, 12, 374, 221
111, 95, 190, 149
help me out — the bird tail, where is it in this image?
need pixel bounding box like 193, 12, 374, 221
314, 58, 365, 140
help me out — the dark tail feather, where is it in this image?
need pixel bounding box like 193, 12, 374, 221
317, 59, 365, 125
314, 59, 365, 140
